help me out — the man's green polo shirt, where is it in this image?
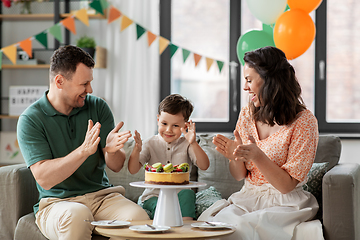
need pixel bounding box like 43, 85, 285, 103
17, 91, 115, 214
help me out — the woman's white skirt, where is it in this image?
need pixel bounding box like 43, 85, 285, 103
198, 181, 324, 240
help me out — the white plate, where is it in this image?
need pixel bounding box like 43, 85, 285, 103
129, 225, 171, 233
91, 220, 131, 227
191, 222, 234, 230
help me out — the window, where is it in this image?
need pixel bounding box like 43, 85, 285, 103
161, 0, 360, 136
316, 0, 360, 135
160, 0, 241, 132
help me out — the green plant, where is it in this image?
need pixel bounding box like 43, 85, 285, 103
76, 36, 96, 49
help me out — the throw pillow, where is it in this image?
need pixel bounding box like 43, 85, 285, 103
302, 162, 329, 220
195, 186, 222, 219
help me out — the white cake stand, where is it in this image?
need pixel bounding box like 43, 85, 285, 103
130, 181, 206, 227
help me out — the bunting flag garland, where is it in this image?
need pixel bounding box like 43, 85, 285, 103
147, 31, 157, 47
120, 15, 133, 32
159, 36, 170, 55
61, 16, 77, 35
206, 57, 214, 71
48, 24, 63, 43
75, 8, 89, 26
136, 24, 146, 40
108, 6, 121, 24
169, 44, 179, 58
89, 0, 104, 15
35, 32, 48, 49
19, 38, 33, 58
193, 53, 202, 67
0, 0, 227, 74
182, 49, 191, 63
217, 60, 224, 73
2, 45, 17, 65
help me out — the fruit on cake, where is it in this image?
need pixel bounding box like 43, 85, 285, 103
144, 162, 190, 185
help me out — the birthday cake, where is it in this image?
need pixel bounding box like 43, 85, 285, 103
144, 163, 190, 185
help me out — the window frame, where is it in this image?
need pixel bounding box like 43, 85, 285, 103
159, 0, 242, 132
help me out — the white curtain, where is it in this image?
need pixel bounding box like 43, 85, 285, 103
92, 0, 160, 140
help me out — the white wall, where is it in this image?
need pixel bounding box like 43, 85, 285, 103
339, 139, 360, 164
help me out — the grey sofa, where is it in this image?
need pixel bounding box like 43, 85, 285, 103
0, 134, 359, 240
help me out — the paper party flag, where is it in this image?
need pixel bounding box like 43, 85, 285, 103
108, 5, 121, 24
206, 57, 214, 71
147, 31, 157, 47
136, 24, 146, 39
35, 32, 48, 49
2, 44, 17, 65
61, 16, 76, 35
182, 49, 191, 63
169, 44, 178, 58
48, 24, 63, 43
19, 38, 33, 58
194, 53, 202, 67
217, 60, 224, 73
89, 0, 104, 15
121, 15, 133, 32
75, 8, 89, 26
159, 36, 170, 54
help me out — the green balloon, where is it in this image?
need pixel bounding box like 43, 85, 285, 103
237, 29, 275, 65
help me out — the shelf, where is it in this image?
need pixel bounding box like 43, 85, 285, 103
0, 13, 106, 21
2, 64, 50, 69
0, 115, 19, 119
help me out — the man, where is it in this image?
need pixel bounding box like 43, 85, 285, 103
17, 45, 149, 240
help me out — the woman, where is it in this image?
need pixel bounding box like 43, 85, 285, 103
198, 46, 323, 240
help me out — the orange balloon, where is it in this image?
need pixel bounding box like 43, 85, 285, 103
273, 9, 315, 60
287, 0, 323, 14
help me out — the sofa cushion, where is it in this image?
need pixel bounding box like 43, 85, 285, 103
197, 134, 244, 199
195, 186, 222, 218
314, 135, 341, 170
106, 140, 145, 203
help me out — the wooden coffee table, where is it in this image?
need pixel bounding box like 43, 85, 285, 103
94, 220, 235, 240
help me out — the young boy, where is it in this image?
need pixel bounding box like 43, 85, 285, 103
128, 94, 210, 220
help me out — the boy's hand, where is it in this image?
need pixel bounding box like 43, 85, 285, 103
182, 120, 196, 144
133, 130, 143, 152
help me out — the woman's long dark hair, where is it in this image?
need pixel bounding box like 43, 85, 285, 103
243, 46, 306, 126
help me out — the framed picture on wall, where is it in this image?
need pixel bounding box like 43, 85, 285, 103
0, 132, 24, 165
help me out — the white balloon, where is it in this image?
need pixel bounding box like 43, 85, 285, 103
245, 0, 287, 24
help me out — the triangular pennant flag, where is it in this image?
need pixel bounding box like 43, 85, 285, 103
206, 57, 214, 71
169, 44, 178, 58
120, 15, 133, 32
0, 51, 2, 70
2, 45, 17, 65
89, 0, 104, 15
61, 16, 76, 35
19, 38, 33, 58
108, 5, 121, 24
136, 24, 146, 39
194, 53, 202, 67
147, 31, 157, 47
75, 8, 89, 26
48, 24, 63, 43
182, 49, 191, 63
217, 60, 224, 73
159, 36, 170, 54
100, 0, 110, 10
35, 32, 48, 49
